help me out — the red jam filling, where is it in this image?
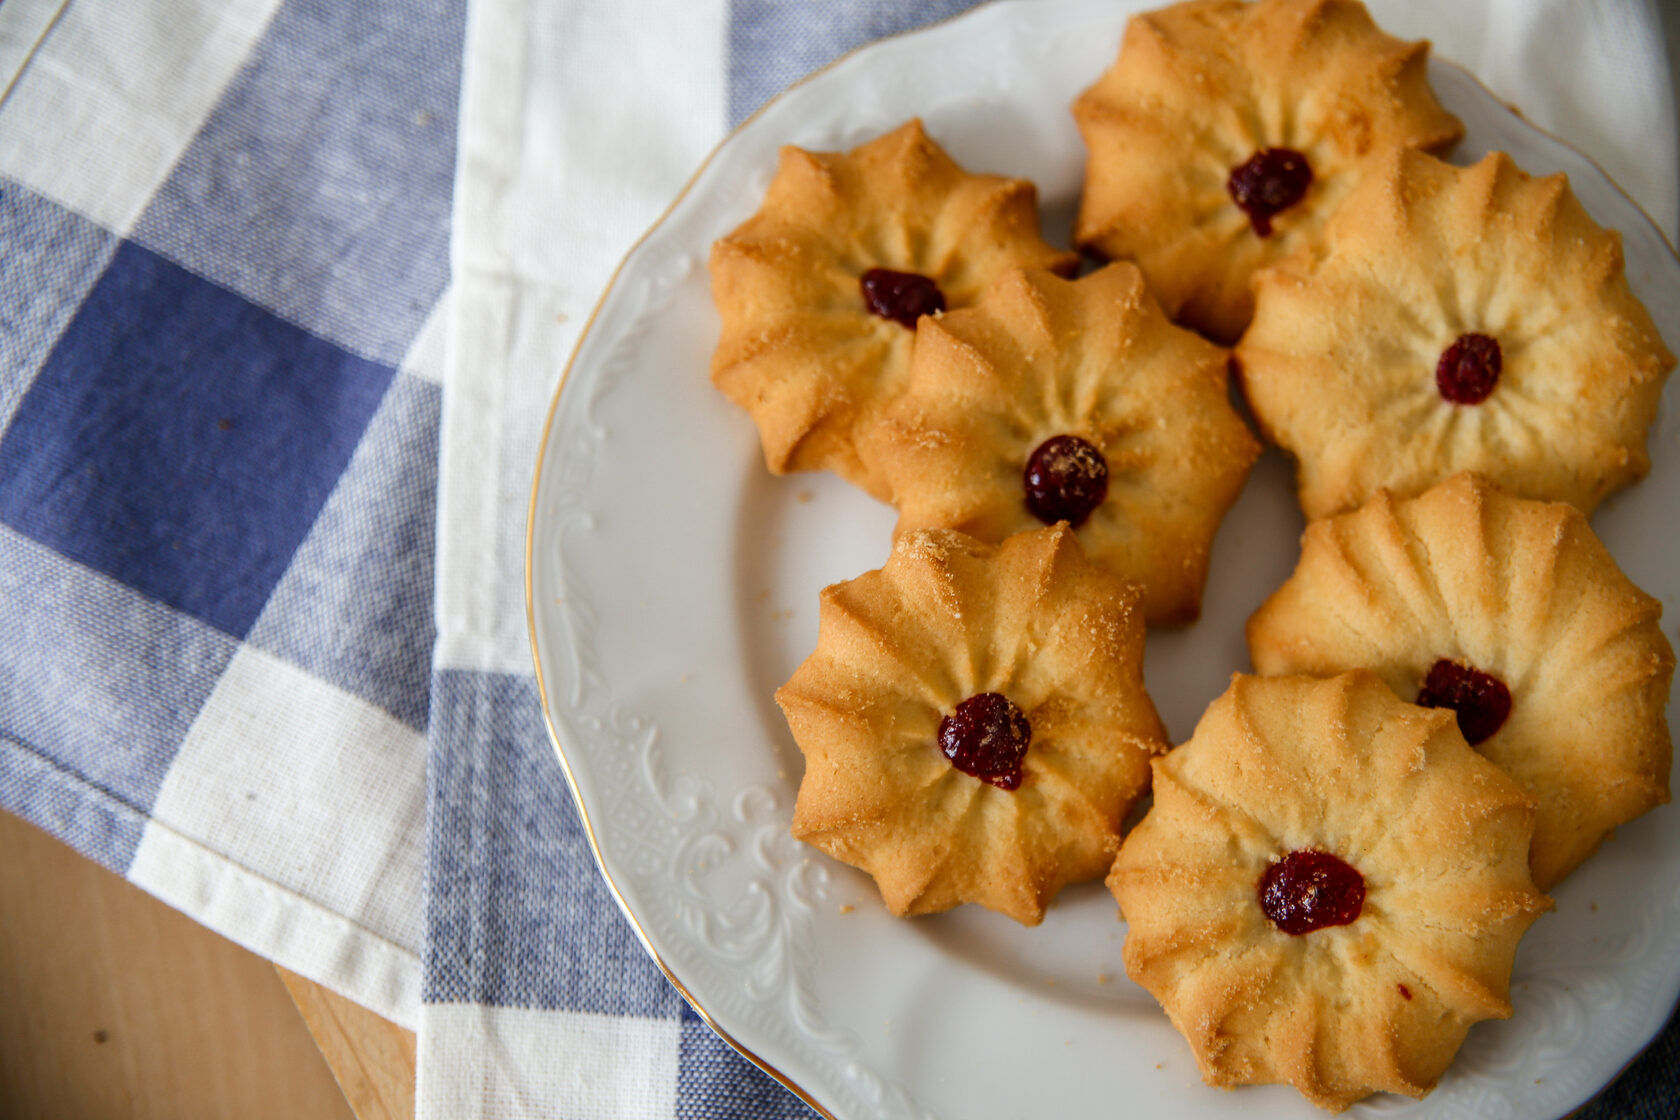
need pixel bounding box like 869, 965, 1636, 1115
1227, 148, 1313, 237
860, 267, 946, 329
938, 692, 1031, 790
1416, 658, 1511, 745
1023, 435, 1109, 528
1259, 849, 1366, 935
1436, 333, 1502, 405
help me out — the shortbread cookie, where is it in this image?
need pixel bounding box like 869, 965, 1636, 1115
1237, 148, 1676, 519
1110, 671, 1549, 1112
1073, 0, 1462, 343
866, 263, 1260, 624
710, 119, 1077, 500
778, 525, 1168, 925
1247, 473, 1674, 889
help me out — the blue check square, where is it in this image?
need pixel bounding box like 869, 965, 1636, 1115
133, 0, 463, 366
0, 241, 396, 638
426, 669, 682, 1018
678, 1002, 817, 1119
726, 0, 985, 126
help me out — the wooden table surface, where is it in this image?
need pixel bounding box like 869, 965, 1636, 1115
276, 969, 416, 1120
0, 808, 412, 1119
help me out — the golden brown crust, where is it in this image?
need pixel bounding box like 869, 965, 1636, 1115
1110, 671, 1549, 1112
1246, 472, 1675, 889
865, 263, 1261, 624
709, 119, 1077, 500
1073, 0, 1462, 343
1237, 148, 1677, 519
778, 525, 1168, 924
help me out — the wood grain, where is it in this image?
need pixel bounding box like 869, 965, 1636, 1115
0, 809, 356, 1120
278, 968, 416, 1120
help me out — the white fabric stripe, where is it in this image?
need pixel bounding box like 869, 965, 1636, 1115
418, 1003, 681, 1120
145, 645, 428, 957
0, 0, 283, 235
436, 272, 569, 675
129, 819, 422, 1029
456, 0, 731, 293
0, 0, 68, 104
404, 287, 454, 387
436, 0, 726, 678
435, 0, 537, 678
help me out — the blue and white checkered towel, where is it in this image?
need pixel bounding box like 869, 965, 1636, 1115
0, 0, 1675, 1117
0, 0, 457, 1022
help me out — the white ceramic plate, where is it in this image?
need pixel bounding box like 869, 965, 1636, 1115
527, 2, 1680, 1117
